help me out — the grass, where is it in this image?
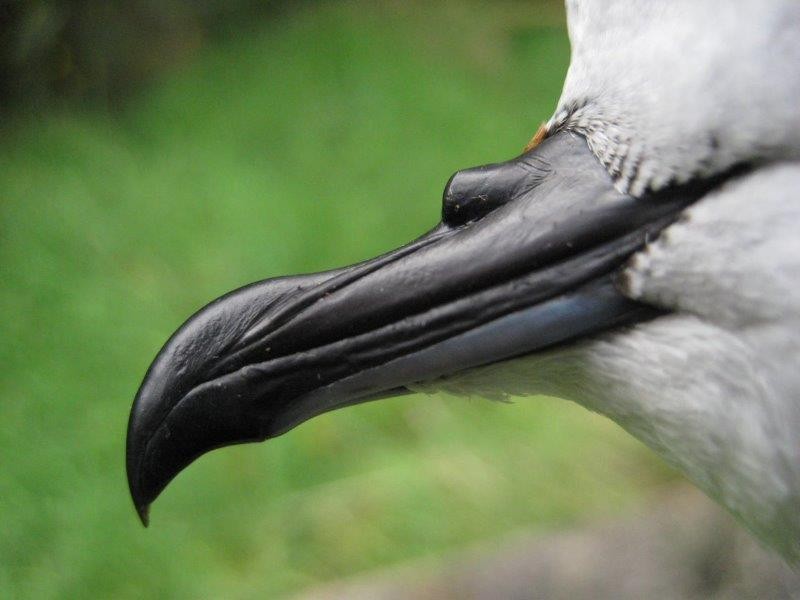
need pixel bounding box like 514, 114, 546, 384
0, 1, 677, 597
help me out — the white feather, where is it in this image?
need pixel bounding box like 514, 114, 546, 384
550, 0, 800, 196
417, 169, 800, 558
417, 2, 800, 561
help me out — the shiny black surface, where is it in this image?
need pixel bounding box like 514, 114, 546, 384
127, 132, 720, 524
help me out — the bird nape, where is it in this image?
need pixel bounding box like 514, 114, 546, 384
127, 0, 800, 565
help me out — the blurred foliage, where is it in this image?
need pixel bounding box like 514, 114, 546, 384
0, 1, 677, 598
0, 0, 302, 107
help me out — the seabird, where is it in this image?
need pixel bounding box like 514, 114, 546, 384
126, 0, 800, 561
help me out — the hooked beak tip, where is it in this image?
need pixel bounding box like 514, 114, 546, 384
128, 462, 151, 527
135, 502, 151, 528
126, 426, 152, 527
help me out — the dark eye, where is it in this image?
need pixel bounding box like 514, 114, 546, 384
441, 153, 548, 227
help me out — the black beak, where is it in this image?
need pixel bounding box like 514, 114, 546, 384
126, 131, 713, 525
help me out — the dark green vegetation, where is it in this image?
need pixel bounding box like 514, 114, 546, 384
0, 2, 675, 597
0, 0, 294, 105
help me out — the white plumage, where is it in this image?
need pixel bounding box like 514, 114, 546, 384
421, 0, 800, 561
552, 0, 800, 196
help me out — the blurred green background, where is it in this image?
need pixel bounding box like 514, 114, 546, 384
1, 1, 676, 597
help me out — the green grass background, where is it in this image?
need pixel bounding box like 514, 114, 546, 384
0, 2, 676, 597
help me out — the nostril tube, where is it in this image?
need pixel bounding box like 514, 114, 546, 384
441, 153, 548, 227
441, 165, 512, 226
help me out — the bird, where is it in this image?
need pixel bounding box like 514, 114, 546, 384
126, 0, 800, 562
